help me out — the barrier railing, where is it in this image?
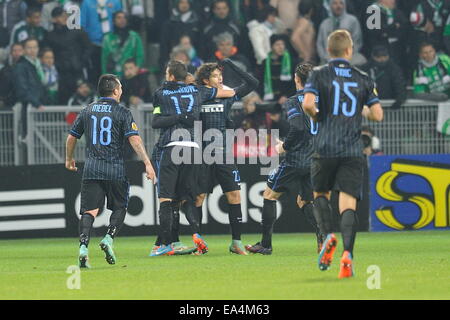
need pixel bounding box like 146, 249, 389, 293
0, 110, 14, 166
0, 100, 448, 166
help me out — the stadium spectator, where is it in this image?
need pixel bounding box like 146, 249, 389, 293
101, 11, 144, 77
242, 0, 270, 23
317, 0, 365, 66
45, 6, 91, 104
176, 34, 203, 69
258, 34, 296, 103
0, 26, 9, 68
364, 0, 408, 71
213, 32, 251, 87
81, 0, 122, 83
269, 0, 300, 31
290, 0, 316, 63
39, 47, 59, 105
40, 0, 59, 31
159, 0, 201, 70
121, 0, 146, 31
413, 41, 450, 100
0, 43, 24, 110
202, 0, 245, 60
9, 6, 47, 46
362, 46, 406, 109
121, 59, 152, 106
247, 5, 286, 65
13, 37, 47, 137
410, 0, 449, 53
0, 0, 27, 36
68, 79, 96, 107
170, 47, 198, 74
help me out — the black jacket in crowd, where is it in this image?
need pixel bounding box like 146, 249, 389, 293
13, 56, 47, 108
361, 59, 407, 109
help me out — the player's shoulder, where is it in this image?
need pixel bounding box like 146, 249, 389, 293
352, 66, 370, 79
312, 64, 328, 73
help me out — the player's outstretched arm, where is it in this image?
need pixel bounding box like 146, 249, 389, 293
65, 134, 78, 172
128, 135, 156, 183
362, 103, 383, 122
220, 58, 259, 98
151, 114, 181, 129
303, 93, 318, 121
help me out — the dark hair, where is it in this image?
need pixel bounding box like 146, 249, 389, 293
97, 74, 121, 97
295, 62, 314, 86
257, 5, 277, 23
113, 11, 126, 21
195, 62, 221, 85
26, 6, 41, 17
167, 60, 188, 81
11, 42, 24, 50
419, 41, 435, 53
22, 37, 38, 47
298, 0, 314, 16
38, 47, 53, 58
211, 0, 230, 11
51, 6, 65, 18
123, 58, 137, 66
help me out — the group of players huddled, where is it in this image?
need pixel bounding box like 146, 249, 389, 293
65, 29, 383, 279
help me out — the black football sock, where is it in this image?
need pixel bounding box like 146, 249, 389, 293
106, 208, 126, 239
79, 213, 95, 247
196, 206, 203, 232
182, 201, 200, 235
340, 209, 358, 256
261, 199, 276, 248
313, 196, 333, 236
171, 202, 180, 243
158, 201, 173, 246
302, 202, 320, 234
228, 203, 243, 241
154, 235, 162, 246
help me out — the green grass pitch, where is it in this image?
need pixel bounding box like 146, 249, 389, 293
0, 231, 449, 300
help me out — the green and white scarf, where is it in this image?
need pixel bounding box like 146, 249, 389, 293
264, 51, 292, 101
25, 56, 45, 84
97, 0, 111, 34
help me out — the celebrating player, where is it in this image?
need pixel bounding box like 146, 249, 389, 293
245, 63, 321, 255
150, 60, 235, 256
303, 30, 383, 278
66, 74, 156, 268
194, 59, 259, 255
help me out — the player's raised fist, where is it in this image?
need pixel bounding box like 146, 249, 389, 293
65, 159, 77, 172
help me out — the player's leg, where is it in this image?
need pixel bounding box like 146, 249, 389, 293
336, 157, 364, 278
150, 148, 177, 256
216, 164, 247, 255
298, 171, 323, 253
195, 193, 207, 230
170, 200, 197, 255
99, 180, 130, 265
78, 180, 105, 268
311, 158, 339, 271
178, 159, 208, 254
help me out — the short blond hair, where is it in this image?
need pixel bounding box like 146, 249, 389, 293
327, 29, 353, 58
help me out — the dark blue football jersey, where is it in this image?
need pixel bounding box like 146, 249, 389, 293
152, 82, 217, 149
304, 58, 380, 158
283, 90, 318, 169
69, 97, 139, 181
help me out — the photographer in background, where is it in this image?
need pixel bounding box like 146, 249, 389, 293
362, 126, 383, 156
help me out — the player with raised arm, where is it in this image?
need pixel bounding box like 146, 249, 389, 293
150, 60, 235, 256
302, 30, 383, 278
194, 59, 259, 255
66, 74, 156, 268
245, 63, 322, 255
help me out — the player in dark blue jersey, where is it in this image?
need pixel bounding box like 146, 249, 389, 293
150, 60, 235, 256
194, 59, 259, 255
66, 74, 156, 268
303, 30, 383, 278
246, 63, 322, 255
